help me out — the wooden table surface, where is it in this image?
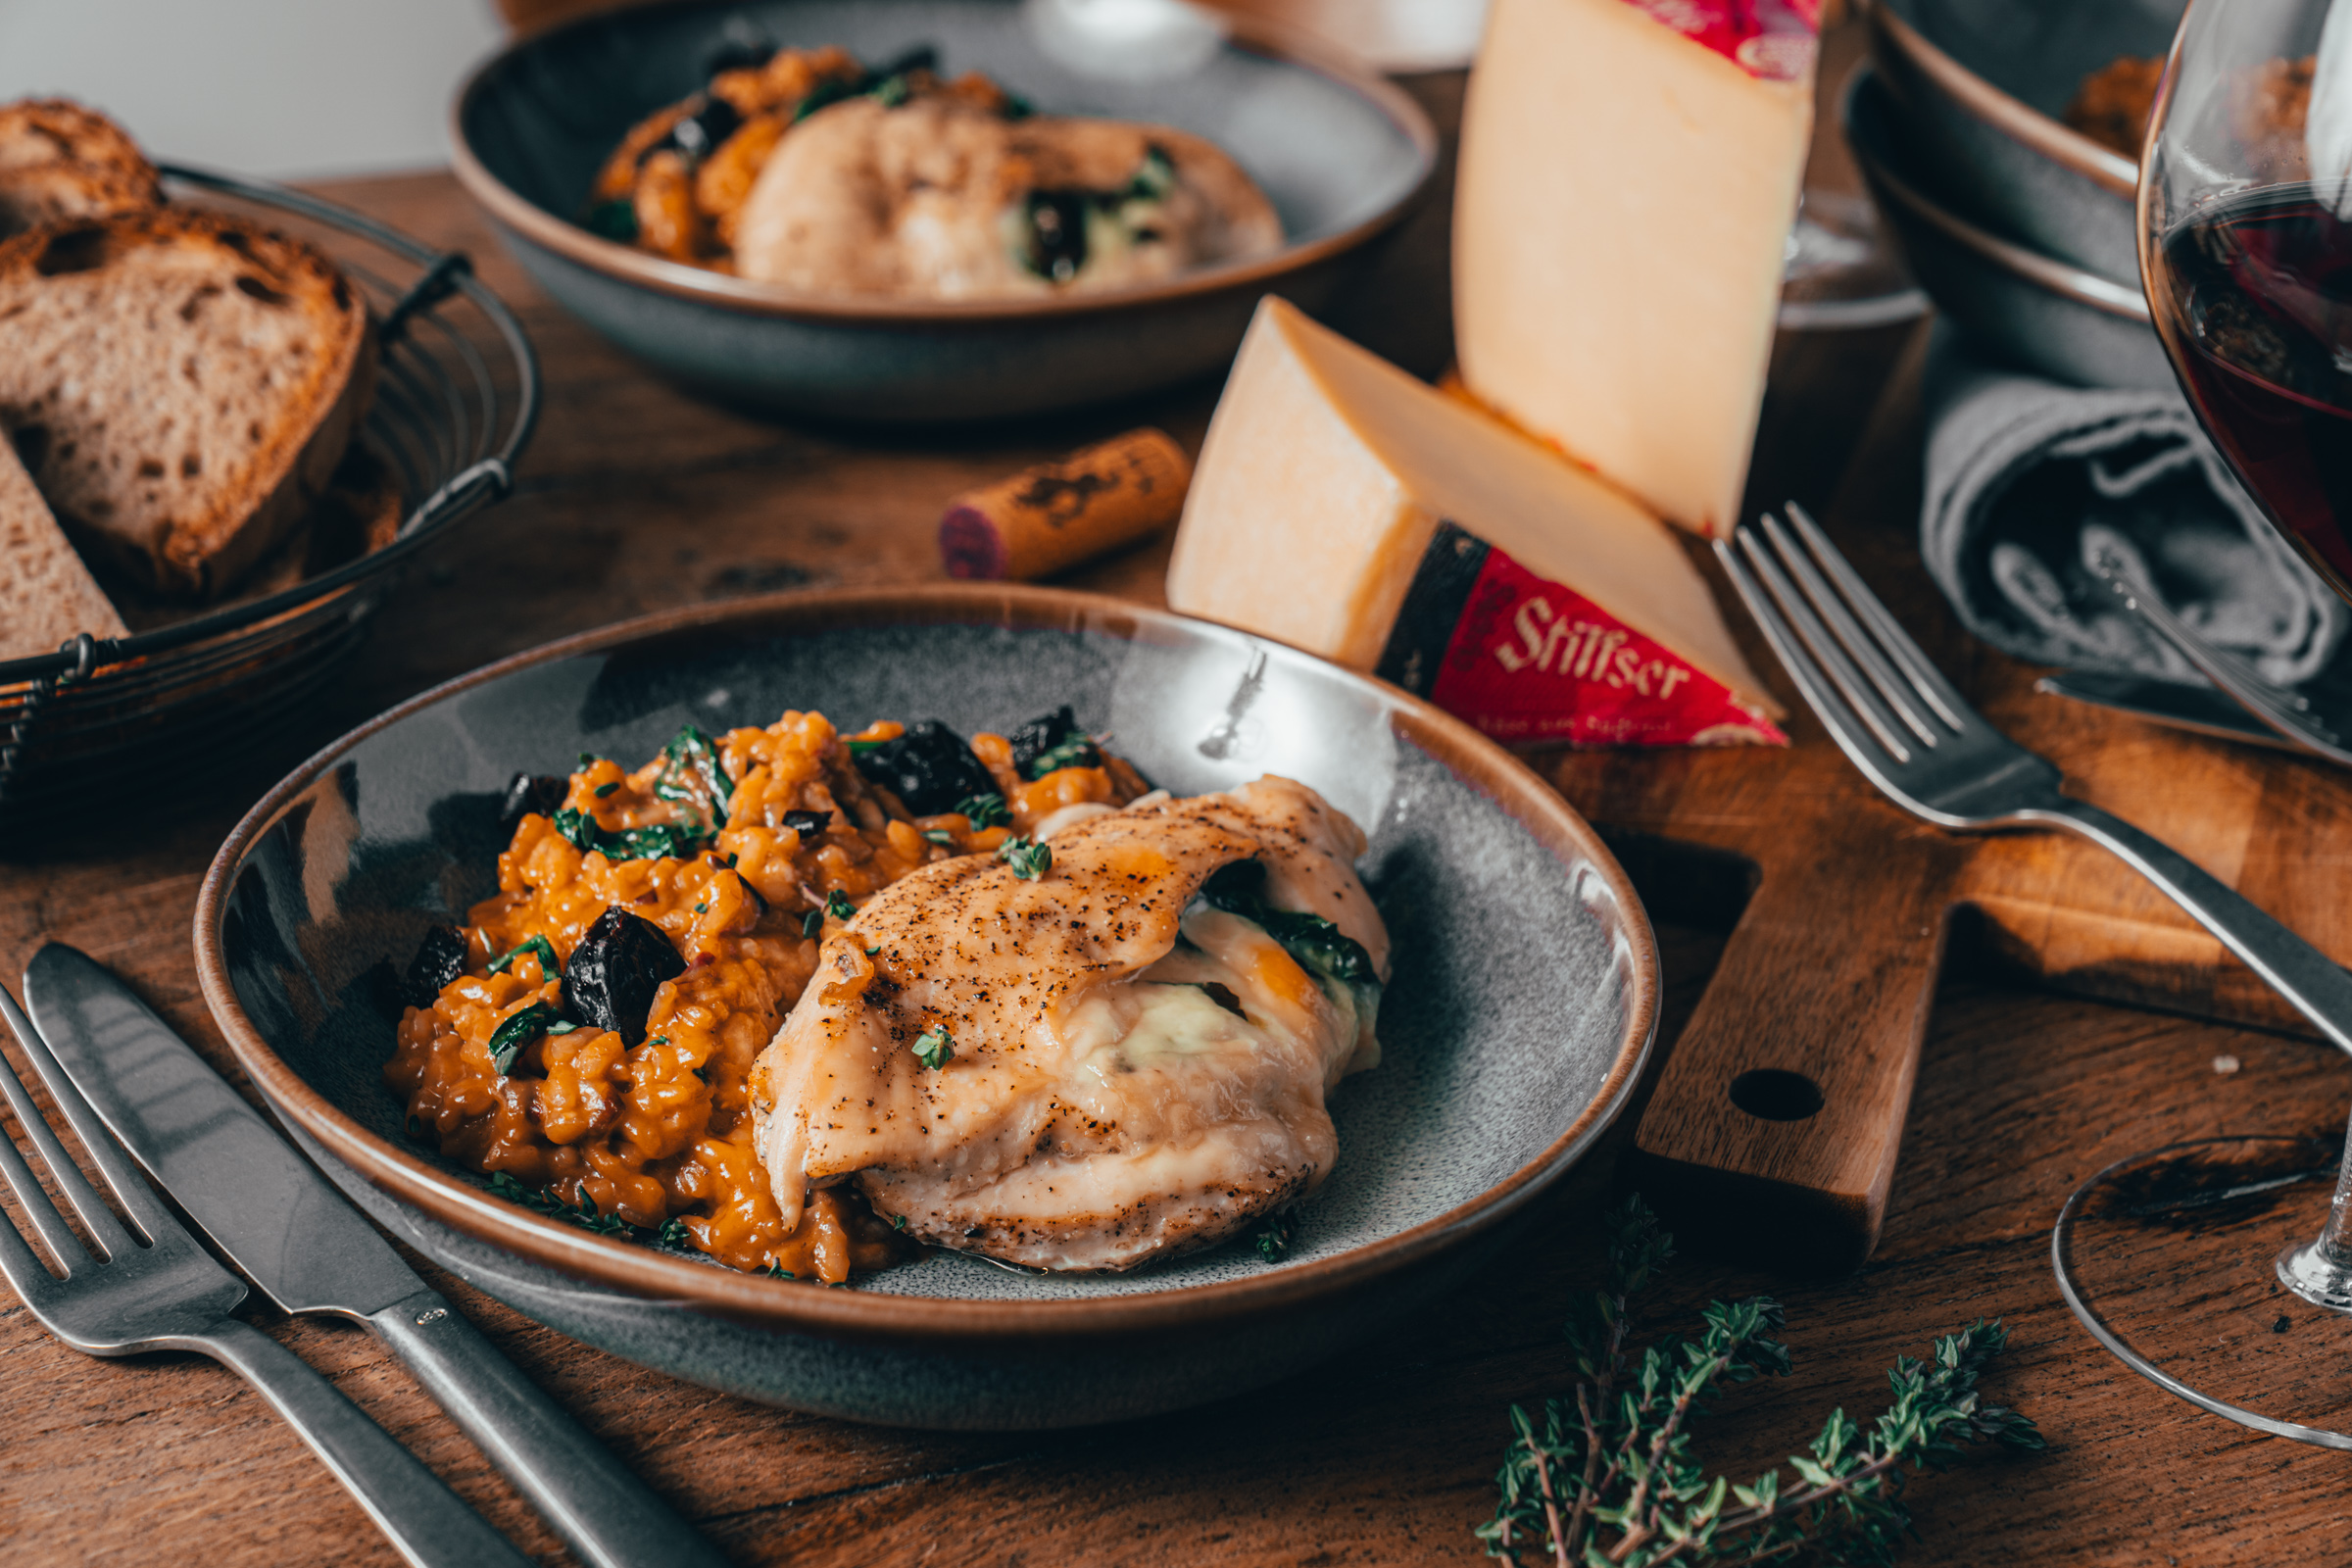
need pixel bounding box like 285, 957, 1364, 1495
10, 70, 2352, 1568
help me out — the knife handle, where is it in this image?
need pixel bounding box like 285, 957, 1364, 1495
188, 1316, 535, 1568
370, 1288, 730, 1568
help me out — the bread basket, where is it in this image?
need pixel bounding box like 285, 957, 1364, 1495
0, 165, 540, 835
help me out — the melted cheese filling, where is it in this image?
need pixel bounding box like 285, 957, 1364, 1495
1054, 902, 1380, 1088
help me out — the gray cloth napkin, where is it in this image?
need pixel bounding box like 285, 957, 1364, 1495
1920, 329, 2348, 686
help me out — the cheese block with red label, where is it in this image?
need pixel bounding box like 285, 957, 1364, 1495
1453, 0, 1817, 539
1164, 298, 1785, 748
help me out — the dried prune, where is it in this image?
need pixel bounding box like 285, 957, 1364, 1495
1007, 705, 1100, 777
501, 771, 569, 826
564, 907, 687, 1047
852, 720, 996, 816
403, 925, 469, 1007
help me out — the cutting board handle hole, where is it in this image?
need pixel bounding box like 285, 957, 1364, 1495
1729, 1069, 1825, 1122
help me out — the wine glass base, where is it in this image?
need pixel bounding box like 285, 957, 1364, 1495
2277, 1236, 2352, 1311
2053, 1135, 2352, 1450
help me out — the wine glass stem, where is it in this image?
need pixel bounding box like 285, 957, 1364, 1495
2278, 1098, 2352, 1312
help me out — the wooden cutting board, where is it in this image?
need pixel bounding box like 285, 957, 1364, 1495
1539, 322, 2352, 1274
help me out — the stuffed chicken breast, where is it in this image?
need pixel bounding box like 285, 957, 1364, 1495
751, 776, 1387, 1271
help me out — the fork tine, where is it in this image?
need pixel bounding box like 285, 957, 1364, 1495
0, 1150, 62, 1288
0, 987, 136, 1260
1733, 523, 1920, 763
0, 1057, 98, 1276
0, 984, 168, 1245
1784, 503, 1973, 731
1758, 513, 1942, 747
1716, 533, 1903, 766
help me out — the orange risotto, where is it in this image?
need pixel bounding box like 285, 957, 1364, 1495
385, 706, 1146, 1283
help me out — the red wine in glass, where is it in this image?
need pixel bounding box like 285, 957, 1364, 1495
2154, 182, 2352, 598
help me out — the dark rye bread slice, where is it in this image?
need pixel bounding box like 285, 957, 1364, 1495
0, 209, 374, 598
0, 99, 161, 238
0, 424, 123, 661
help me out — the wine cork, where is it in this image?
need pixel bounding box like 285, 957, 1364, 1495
940, 427, 1193, 581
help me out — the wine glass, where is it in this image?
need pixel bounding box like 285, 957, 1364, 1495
2055, 0, 2352, 1449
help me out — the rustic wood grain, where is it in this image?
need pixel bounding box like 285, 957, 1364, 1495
11, 60, 2352, 1568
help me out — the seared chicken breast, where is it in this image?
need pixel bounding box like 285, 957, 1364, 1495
752, 776, 1388, 1271
731, 94, 1283, 299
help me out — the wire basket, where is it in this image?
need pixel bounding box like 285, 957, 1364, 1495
0, 166, 540, 834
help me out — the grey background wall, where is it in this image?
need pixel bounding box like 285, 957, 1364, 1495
0, 0, 505, 178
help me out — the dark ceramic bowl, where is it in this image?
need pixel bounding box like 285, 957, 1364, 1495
451, 0, 1435, 423
195, 587, 1657, 1430
1846, 69, 2171, 391
1869, 0, 2182, 279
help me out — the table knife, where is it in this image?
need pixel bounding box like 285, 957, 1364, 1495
23, 942, 729, 1568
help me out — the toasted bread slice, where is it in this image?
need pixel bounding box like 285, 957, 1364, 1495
0, 99, 161, 238
0, 425, 124, 662
0, 209, 374, 598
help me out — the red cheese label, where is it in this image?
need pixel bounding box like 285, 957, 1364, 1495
1376, 528, 1786, 749
1622, 0, 1818, 80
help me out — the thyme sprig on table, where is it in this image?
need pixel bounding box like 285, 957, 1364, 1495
1480, 1197, 2042, 1568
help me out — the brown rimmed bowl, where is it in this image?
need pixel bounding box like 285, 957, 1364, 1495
450, 0, 1436, 423
194, 586, 1656, 1429
1868, 0, 2183, 280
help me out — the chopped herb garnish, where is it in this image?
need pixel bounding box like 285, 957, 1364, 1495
956, 791, 1010, 829
584, 198, 639, 242
1199, 860, 1376, 988
802, 909, 824, 939
405, 1113, 430, 1144
547, 1020, 579, 1036
827, 889, 856, 921
488, 1171, 632, 1236
891, 1212, 908, 1232
922, 828, 956, 847
577, 752, 602, 768
846, 737, 885, 755
656, 723, 735, 821
486, 934, 559, 978
865, 946, 880, 957
764, 1260, 797, 1279
487, 1001, 565, 1075
1003, 92, 1033, 121
646, 1035, 670, 1048
996, 835, 1052, 880
1253, 1212, 1296, 1262
594, 780, 620, 798
694, 902, 709, 913
912, 1024, 955, 1070
553, 807, 711, 863
1025, 735, 1100, 778
659, 1217, 692, 1249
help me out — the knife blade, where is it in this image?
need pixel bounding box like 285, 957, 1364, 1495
24, 942, 728, 1568
2035, 671, 2306, 753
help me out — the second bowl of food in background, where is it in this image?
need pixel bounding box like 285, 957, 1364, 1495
452, 0, 1434, 423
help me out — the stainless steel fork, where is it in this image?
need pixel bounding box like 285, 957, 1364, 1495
1719, 502, 2352, 1054
0, 984, 533, 1568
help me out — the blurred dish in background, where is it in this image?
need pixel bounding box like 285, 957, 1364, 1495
1194, 0, 1492, 73
452, 0, 1432, 422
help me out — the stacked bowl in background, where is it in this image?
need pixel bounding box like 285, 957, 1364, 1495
1855, 0, 2185, 389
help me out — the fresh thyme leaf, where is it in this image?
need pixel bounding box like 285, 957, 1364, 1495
827, 889, 856, 921
657, 723, 735, 816
891, 1213, 908, 1232
577, 752, 602, 768
1253, 1212, 1295, 1262
486, 934, 559, 978
694, 902, 709, 913
486, 1171, 631, 1237
1475, 1196, 2042, 1567
911, 1024, 955, 1070
956, 791, 1010, 829
553, 807, 710, 863
487, 1001, 564, 1075
996, 835, 1051, 880
922, 828, 956, 847
845, 737, 885, 755
802, 909, 824, 940
594, 780, 620, 798
659, 1217, 692, 1249
764, 1261, 797, 1279
547, 1020, 578, 1036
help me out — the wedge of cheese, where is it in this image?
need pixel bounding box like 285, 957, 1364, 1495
1454, 0, 1817, 539
1165, 298, 1783, 748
